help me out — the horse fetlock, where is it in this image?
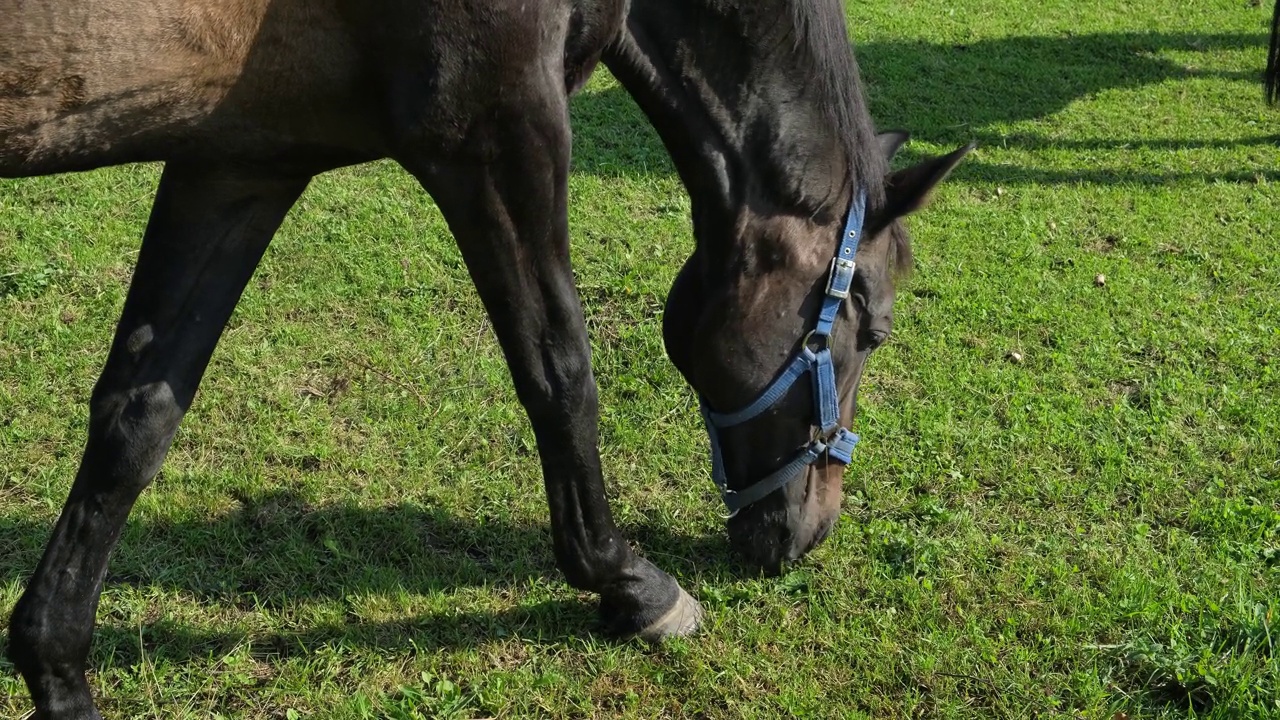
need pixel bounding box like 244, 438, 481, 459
554, 535, 631, 592
7, 598, 43, 670
595, 556, 701, 639
8, 602, 98, 720
9, 583, 91, 664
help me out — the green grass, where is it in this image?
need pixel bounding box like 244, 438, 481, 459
3, 1, 1279, 717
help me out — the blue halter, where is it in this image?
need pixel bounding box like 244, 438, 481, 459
699, 191, 867, 515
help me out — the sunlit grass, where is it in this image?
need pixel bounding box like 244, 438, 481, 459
3, 1, 1278, 717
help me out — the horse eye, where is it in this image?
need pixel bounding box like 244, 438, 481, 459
864, 328, 890, 351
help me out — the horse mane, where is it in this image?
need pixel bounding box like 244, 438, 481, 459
785, 0, 909, 271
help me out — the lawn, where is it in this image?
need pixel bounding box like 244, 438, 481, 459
2, 0, 1278, 717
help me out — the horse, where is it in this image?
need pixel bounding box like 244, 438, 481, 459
2, 0, 970, 716
1268, 0, 1280, 103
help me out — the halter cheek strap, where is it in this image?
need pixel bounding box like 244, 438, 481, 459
699, 190, 867, 515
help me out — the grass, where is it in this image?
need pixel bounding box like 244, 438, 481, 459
2, 0, 1278, 717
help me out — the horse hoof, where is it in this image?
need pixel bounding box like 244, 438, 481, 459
636, 585, 703, 642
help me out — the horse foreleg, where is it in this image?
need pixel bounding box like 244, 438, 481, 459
7, 163, 309, 720
405, 86, 702, 642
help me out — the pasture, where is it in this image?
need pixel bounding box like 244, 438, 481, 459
2, 0, 1278, 717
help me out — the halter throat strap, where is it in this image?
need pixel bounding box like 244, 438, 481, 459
699, 190, 867, 514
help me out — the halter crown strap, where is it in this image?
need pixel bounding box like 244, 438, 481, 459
700, 191, 867, 514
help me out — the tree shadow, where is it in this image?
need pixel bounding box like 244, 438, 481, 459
855, 31, 1265, 144
0, 488, 740, 666
571, 30, 1276, 184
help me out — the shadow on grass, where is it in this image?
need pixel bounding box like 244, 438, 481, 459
0, 488, 739, 664
572, 30, 1276, 185
855, 31, 1265, 143
81, 599, 598, 672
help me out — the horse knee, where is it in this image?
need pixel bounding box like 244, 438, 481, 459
512, 339, 596, 421
87, 380, 185, 483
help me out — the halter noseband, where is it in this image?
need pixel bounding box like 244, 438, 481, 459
699, 191, 867, 515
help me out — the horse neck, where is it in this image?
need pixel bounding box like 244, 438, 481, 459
603, 0, 864, 264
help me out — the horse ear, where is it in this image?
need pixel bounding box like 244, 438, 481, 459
884, 142, 976, 218
876, 130, 911, 162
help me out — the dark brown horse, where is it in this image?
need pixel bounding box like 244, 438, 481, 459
2, 1, 969, 716
1268, 0, 1280, 103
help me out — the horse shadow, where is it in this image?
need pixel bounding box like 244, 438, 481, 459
0, 487, 740, 669
571, 30, 1278, 185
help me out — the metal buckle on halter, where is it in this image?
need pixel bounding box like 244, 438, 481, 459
825, 257, 856, 300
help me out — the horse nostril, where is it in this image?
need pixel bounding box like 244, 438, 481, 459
747, 540, 787, 576
812, 515, 837, 546
728, 521, 789, 575
783, 516, 838, 564
757, 556, 785, 576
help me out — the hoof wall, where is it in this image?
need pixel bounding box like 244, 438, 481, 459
636, 586, 703, 642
